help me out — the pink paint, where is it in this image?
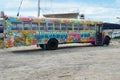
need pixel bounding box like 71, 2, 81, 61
21, 17, 30, 22
68, 33, 80, 41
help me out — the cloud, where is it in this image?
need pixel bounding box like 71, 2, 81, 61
5, 0, 37, 9
2, 0, 117, 15
1, 0, 119, 23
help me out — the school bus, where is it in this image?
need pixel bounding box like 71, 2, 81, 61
0, 16, 111, 50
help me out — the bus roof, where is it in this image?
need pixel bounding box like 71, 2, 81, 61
7, 16, 102, 25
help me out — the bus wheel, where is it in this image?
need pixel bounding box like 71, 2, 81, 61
104, 36, 111, 46
40, 44, 44, 49
91, 42, 95, 46
47, 38, 58, 50
40, 44, 47, 50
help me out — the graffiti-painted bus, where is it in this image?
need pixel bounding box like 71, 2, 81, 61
0, 16, 111, 49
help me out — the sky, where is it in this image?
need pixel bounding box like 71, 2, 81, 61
0, 0, 120, 23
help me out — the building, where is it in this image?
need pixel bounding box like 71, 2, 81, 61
43, 12, 80, 19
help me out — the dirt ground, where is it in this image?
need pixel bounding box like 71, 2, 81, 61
0, 39, 120, 80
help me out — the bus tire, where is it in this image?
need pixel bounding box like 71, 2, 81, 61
40, 44, 44, 49
40, 44, 47, 50
91, 42, 95, 46
47, 38, 58, 50
104, 36, 111, 46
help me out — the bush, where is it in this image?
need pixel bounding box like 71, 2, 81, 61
114, 36, 120, 39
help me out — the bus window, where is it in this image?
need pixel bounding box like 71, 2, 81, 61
90, 24, 95, 30
11, 23, 16, 30
48, 23, 53, 31
78, 24, 83, 30
96, 24, 102, 33
12, 22, 22, 30
32, 22, 38, 30
40, 23, 46, 30
74, 24, 78, 31
0, 24, 3, 33
61, 23, 67, 31
68, 24, 72, 30
54, 23, 60, 30
24, 22, 31, 30
83, 24, 89, 30
0, 20, 3, 33
0, 24, 4, 39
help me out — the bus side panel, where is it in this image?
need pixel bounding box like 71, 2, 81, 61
66, 32, 80, 43
5, 30, 39, 47
65, 30, 96, 43
5, 30, 23, 47
35, 31, 96, 45
4, 20, 36, 47
5, 21, 14, 47
35, 32, 68, 44
80, 30, 96, 43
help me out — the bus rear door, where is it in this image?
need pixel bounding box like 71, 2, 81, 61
96, 24, 103, 45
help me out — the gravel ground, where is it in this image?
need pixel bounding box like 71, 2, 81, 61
0, 39, 120, 80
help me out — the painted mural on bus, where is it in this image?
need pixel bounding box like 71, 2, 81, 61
0, 16, 111, 49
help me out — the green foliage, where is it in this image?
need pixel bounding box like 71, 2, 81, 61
114, 36, 120, 39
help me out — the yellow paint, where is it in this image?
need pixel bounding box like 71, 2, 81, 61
66, 38, 73, 42
26, 37, 32, 45
81, 38, 87, 42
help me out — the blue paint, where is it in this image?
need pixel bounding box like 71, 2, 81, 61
34, 32, 67, 39
80, 32, 90, 38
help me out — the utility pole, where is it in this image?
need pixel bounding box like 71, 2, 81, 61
38, 0, 40, 17
17, 0, 23, 16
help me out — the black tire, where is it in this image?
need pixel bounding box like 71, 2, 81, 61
104, 36, 111, 46
47, 38, 58, 50
40, 44, 44, 49
91, 42, 95, 46
39, 44, 47, 50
